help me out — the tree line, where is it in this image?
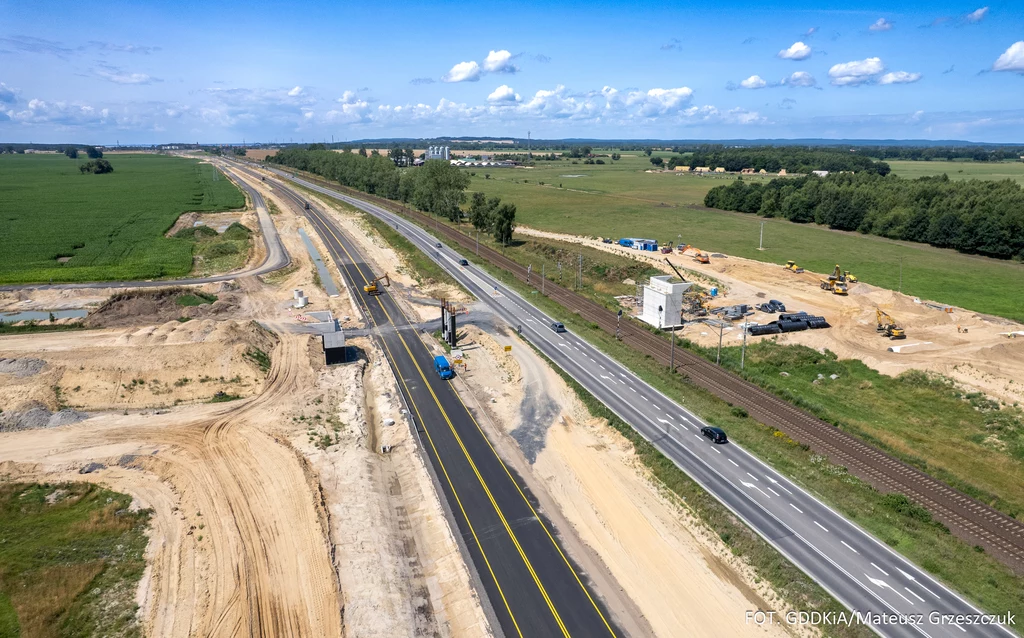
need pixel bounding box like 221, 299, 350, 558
704, 173, 1024, 260
268, 147, 516, 244
681, 146, 889, 174
852, 146, 1024, 162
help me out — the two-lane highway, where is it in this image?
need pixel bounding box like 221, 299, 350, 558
277, 167, 1019, 638
264, 173, 620, 638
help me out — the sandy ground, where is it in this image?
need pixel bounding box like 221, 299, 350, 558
443, 325, 798, 638
0, 181, 488, 637
517, 226, 1024, 406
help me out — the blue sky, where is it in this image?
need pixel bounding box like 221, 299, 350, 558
1, 0, 1022, 143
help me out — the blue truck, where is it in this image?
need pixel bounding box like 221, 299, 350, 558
433, 355, 455, 379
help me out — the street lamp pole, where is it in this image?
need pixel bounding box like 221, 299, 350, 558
716, 321, 724, 365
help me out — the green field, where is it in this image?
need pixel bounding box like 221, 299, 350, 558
468, 154, 1024, 322
0, 482, 151, 637
0, 154, 244, 284
889, 159, 1024, 185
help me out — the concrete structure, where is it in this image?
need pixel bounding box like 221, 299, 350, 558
426, 145, 450, 161
323, 330, 347, 365
639, 275, 692, 329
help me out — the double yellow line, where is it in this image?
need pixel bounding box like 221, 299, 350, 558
301, 201, 614, 638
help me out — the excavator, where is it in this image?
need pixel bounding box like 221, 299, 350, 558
784, 260, 805, 273
363, 272, 390, 295
692, 248, 710, 264
664, 257, 688, 282
677, 243, 691, 254
876, 308, 906, 340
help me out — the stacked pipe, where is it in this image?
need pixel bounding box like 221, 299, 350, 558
749, 311, 829, 336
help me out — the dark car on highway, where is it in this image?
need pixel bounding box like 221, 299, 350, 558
701, 426, 728, 444
458, 259, 469, 266
550, 322, 566, 333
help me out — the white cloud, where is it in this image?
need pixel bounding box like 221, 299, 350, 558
879, 71, 922, 84
829, 57, 885, 85
631, 87, 695, 117
740, 75, 767, 89
94, 65, 160, 85
778, 41, 812, 60
965, 6, 988, 23
288, 86, 303, 97
487, 84, 521, 103
783, 71, 817, 87
993, 41, 1024, 73
869, 18, 893, 32
442, 61, 481, 83
0, 82, 16, 104
482, 50, 518, 74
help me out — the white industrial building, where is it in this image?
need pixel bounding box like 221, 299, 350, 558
639, 275, 692, 329
426, 145, 450, 161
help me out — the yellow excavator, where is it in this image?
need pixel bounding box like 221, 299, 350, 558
876, 308, 906, 340
363, 272, 390, 295
784, 260, 805, 273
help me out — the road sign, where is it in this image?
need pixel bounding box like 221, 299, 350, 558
504, 345, 512, 352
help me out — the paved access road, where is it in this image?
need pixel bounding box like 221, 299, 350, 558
280, 178, 620, 638
279, 168, 1019, 638
0, 161, 289, 292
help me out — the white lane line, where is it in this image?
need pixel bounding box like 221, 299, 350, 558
657, 418, 673, 427
728, 459, 739, 467
767, 486, 779, 496
871, 562, 889, 577
952, 624, 966, 633
765, 475, 794, 495
814, 521, 829, 532
897, 568, 940, 600
600, 375, 612, 381
905, 587, 925, 603
619, 373, 628, 379
630, 387, 638, 393
746, 472, 759, 482
790, 503, 804, 514
640, 395, 648, 401
693, 434, 702, 441
558, 343, 570, 348
599, 364, 606, 370
841, 540, 859, 554
710, 447, 721, 454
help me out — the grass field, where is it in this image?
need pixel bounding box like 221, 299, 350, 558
888, 159, 1024, 185
0, 482, 151, 637
467, 154, 1024, 322
0, 154, 244, 284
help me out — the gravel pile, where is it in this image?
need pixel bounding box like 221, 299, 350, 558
0, 357, 47, 378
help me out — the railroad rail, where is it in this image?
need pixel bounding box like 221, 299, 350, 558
278, 167, 1024, 576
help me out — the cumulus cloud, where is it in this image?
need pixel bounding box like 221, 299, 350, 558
740, 75, 767, 89
442, 60, 481, 83
803, 27, 819, 38
6, 98, 112, 126
778, 41, 812, 60
487, 84, 521, 103
828, 57, 885, 85
993, 41, 1024, 73
482, 50, 518, 74
288, 86, 304, 96
784, 71, 817, 87
964, 6, 989, 23
0, 82, 16, 104
869, 18, 893, 32
879, 71, 922, 84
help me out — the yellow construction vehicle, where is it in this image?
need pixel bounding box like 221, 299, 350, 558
693, 249, 710, 264
784, 260, 805, 273
820, 275, 849, 295
844, 270, 859, 283
876, 308, 906, 340
363, 272, 390, 295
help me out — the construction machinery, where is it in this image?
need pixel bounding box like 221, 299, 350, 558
677, 243, 690, 254
876, 308, 907, 340
663, 257, 688, 282
692, 249, 710, 264
660, 241, 674, 254
820, 278, 849, 295
784, 260, 805, 273
844, 270, 859, 283
363, 272, 390, 295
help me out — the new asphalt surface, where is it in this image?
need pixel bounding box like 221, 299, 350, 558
276, 166, 1019, 638
290, 181, 620, 638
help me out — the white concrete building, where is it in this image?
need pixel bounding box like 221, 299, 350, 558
639, 275, 692, 329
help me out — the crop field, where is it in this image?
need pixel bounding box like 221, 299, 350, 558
467, 155, 1024, 322
888, 159, 1024, 185
0, 154, 244, 284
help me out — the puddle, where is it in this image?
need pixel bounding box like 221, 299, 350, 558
0, 309, 88, 323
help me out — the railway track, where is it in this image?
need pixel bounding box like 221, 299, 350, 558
278, 168, 1024, 576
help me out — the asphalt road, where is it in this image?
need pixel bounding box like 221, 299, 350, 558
280, 168, 1019, 638
289, 183, 620, 638
0, 161, 289, 292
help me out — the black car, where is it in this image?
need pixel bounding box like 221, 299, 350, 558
769, 299, 786, 312
435, 242, 442, 249
458, 259, 469, 266
701, 426, 728, 444
550, 322, 566, 333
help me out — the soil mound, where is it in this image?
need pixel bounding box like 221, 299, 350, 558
86, 287, 240, 328
0, 357, 47, 378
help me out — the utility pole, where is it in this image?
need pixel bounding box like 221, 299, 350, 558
741, 321, 748, 370
527, 264, 531, 285
542, 264, 545, 295
670, 327, 675, 372
616, 309, 623, 340
475, 231, 479, 255
578, 249, 583, 291
716, 321, 724, 365
758, 222, 765, 251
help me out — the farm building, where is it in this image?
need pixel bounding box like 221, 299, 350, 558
740, 168, 755, 174
758, 168, 767, 174
426, 145, 450, 161
714, 167, 726, 173
778, 169, 788, 176
674, 166, 691, 172
693, 166, 711, 173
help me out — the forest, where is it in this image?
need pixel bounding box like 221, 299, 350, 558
268, 147, 516, 243
678, 146, 889, 174
704, 172, 1024, 260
